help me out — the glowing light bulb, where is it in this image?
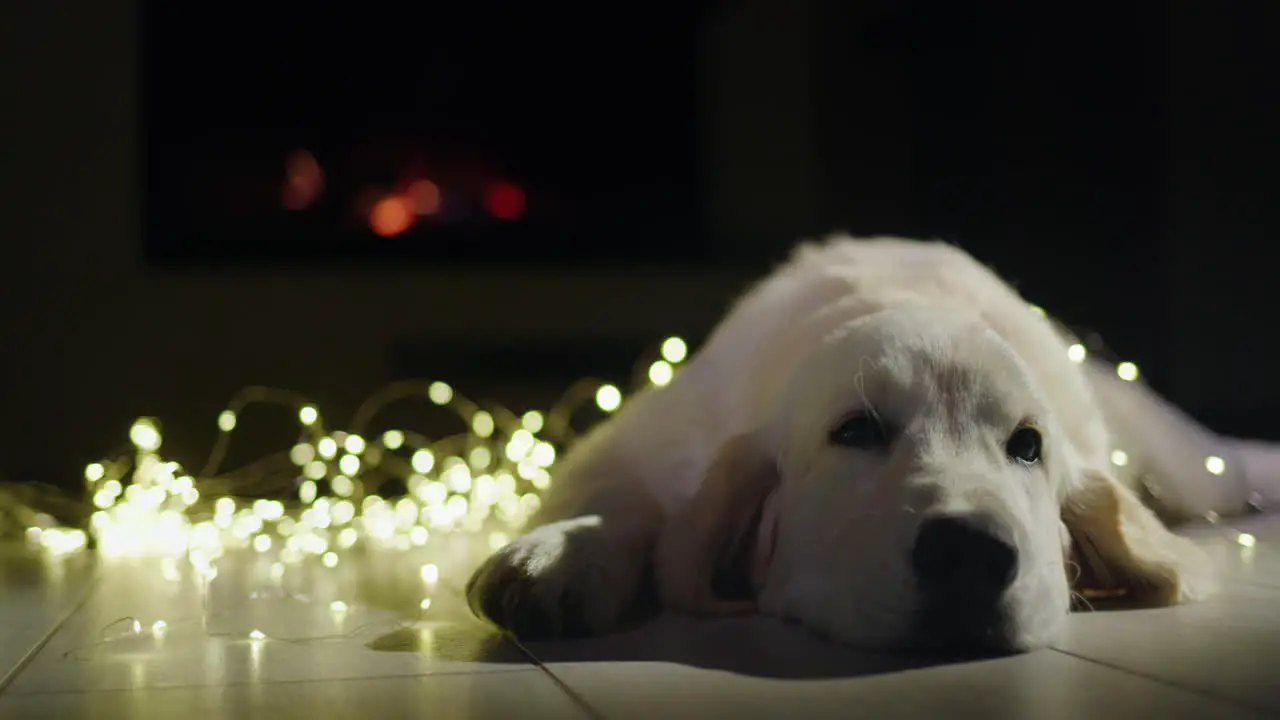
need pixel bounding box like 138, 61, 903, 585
331, 475, 355, 498
661, 337, 688, 364
249, 630, 266, 641
317, 437, 338, 460
1067, 344, 1087, 364
420, 563, 439, 584
289, 443, 316, 466
343, 434, 366, 455
1238, 533, 1257, 548
1116, 362, 1140, 382
428, 382, 453, 405
1205, 455, 1226, 476
84, 463, 105, 483
299, 480, 318, 504
129, 418, 162, 452
217, 410, 237, 432
298, 406, 319, 426
648, 360, 674, 386
370, 195, 415, 237
595, 384, 622, 412
322, 551, 339, 568
382, 429, 405, 450
483, 181, 526, 220
472, 412, 495, 439
521, 411, 544, 433
338, 454, 360, 476
1109, 449, 1129, 467
411, 449, 435, 474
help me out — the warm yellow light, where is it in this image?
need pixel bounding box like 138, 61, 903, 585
129, 418, 162, 452
472, 411, 495, 438
1110, 449, 1129, 467
596, 384, 622, 412
317, 437, 338, 460
411, 449, 435, 474
253, 534, 272, 553
215, 497, 236, 517
531, 442, 556, 467
648, 360, 674, 386
338, 454, 360, 476
1116, 362, 1140, 382
289, 443, 315, 466
1066, 344, 1087, 364
84, 463, 105, 483
428, 382, 453, 405
217, 410, 237, 432
1238, 533, 1257, 548
249, 630, 266, 641
521, 411, 544, 433
1205, 455, 1226, 476
420, 563, 439, 584
331, 475, 355, 498
343, 435, 366, 455
322, 551, 339, 568
382, 429, 405, 450
661, 337, 688, 364
299, 479, 318, 504
298, 406, 319, 426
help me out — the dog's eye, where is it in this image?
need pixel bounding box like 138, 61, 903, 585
1006, 427, 1042, 464
829, 412, 891, 449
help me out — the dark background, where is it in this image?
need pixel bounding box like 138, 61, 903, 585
2, 0, 1279, 489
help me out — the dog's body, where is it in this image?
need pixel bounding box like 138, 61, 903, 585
468, 235, 1280, 651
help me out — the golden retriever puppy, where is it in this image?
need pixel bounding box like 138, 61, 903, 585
467, 235, 1275, 652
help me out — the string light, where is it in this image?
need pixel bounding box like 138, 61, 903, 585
0, 304, 1261, 601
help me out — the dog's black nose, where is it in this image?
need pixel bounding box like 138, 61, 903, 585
912, 515, 1018, 597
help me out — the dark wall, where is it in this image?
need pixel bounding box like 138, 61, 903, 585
0, 0, 743, 487
703, 0, 1280, 434
3, 0, 1279, 490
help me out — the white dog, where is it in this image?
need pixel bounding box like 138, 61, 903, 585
467, 235, 1279, 652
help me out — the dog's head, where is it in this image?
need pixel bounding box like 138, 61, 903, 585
654, 306, 1212, 652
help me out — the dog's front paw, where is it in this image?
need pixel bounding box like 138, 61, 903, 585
465, 516, 642, 640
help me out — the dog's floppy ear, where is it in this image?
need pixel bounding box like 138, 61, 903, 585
653, 432, 781, 617
1062, 468, 1216, 606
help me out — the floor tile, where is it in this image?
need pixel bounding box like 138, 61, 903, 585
534, 640, 1264, 720
0, 543, 96, 689
0, 669, 591, 720
1055, 579, 1280, 713
2, 536, 532, 695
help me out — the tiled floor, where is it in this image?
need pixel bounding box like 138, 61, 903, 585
1, 517, 1278, 719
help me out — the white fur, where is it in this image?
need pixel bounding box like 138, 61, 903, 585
468, 235, 1253, 651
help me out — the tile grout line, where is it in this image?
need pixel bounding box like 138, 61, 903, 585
1048, 647, 1280, 718
505, 635, 609, 720
0, 565, 101, 696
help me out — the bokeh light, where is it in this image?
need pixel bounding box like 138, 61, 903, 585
483, 182, 526, 221
407, 179, 442, 216
281, 149, 324, 210
370, 195, 415, 237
